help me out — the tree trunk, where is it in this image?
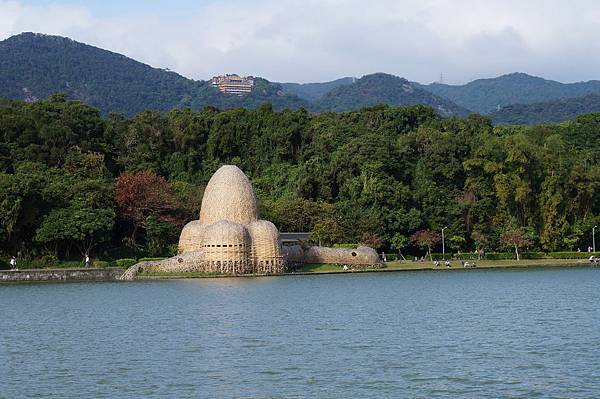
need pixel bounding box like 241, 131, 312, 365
515, 245, 520, 261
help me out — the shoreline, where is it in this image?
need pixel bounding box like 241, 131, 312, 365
0, 260, 595, 283
138, 259, 592, 280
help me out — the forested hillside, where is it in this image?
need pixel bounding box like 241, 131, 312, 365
315, 73, 470, 116
490, 94, 600, 125
280, 77, 354, 102
1, 97, 598, 263
7, 32, 600, 124
0, 33, 309, 115
424, 73, 600, 114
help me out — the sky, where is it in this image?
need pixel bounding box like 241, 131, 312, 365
2, 0, 600, 84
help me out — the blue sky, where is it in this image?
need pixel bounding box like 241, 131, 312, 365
3, 0, 600, 84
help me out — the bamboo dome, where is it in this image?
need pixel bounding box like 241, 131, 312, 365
200, 220, 251, 274
247, 220, 284, 273
199, 165, 258, 226
178, 220, 205, 254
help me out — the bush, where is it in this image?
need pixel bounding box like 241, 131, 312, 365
93, 260, 110, 268
115, 258, 137, 268
333, 244, 358, 249
549, 251, 600, 259
429, 252, 548, 260
27, 254, 60, 269
384, 253, 397, 261
59, 260, 84, 268
0, 259, 9, 270
520, 252, 546, 259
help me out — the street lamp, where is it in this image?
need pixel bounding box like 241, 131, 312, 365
594, 225, 597, 253
441, 227, 447, 260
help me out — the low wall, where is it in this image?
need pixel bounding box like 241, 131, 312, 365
0, 267, 125, 283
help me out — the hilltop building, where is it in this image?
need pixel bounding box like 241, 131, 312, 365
211, 74, 254, 95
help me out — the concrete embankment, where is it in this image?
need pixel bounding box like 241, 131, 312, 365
0, 267, 125, 283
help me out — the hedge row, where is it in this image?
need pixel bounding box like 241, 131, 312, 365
421, 252, 599, 261
0, 257, 144, 269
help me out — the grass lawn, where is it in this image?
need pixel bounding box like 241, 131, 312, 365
131, 258, 592, 279
296, 258, 589, 274
384, 258, 587, 270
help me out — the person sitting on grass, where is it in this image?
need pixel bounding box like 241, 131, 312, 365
10, 256, 17, 271
445, 260, 451, 268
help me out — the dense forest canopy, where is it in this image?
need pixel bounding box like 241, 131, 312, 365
0, 96, 598, 261
490, 94, 600, 125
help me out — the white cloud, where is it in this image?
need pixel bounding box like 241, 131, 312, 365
2, 0, 600, 84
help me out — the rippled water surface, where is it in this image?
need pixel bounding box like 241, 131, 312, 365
2, 268, 600, 398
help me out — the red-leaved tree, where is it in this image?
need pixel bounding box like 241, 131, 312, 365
114, 170, 180, 250
410, 229, 441, 261
500, 229, 532, 261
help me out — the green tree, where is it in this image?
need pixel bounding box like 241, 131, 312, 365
390, 233, 408, 260
35, 207, 114, 257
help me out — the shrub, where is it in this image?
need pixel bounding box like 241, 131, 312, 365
93, 260, 110, 268
28, 254, 60, 268
59, 260, 84, 269
520, 252, 546, 259
0, 259, 9, 270
115, 258, 137, 268
430, 252, 548, 261
549, 251, 600, 259
333, 244, 358, 249
384, 253, 397, 261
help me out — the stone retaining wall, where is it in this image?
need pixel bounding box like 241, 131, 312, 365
0, 268, 125, 283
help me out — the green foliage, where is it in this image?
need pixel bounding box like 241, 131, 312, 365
92, 260, 109, 268
333, 244, 358, 249
491, 95, 600, 126
35, 207, 115, 255
390, 233, 408, 252
315, 74, 468, 116
115, 258, 137, 268
0, 94, 598, 261
548, 251, 600, 259
0, 33, 309, 116
281, 77, 354, 102
424, 72, 600, 115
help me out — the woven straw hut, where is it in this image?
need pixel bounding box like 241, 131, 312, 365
199, 165, 258, 226
200, 220, 251, 274
178, 220, 205, 254
120, 164, 380, 280
247, 220, 284, 274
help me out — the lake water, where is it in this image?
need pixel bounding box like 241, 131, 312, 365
1, 268, 599, 398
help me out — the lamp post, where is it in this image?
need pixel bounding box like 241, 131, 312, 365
442, 227, 447, 260
594, 225, 597, 253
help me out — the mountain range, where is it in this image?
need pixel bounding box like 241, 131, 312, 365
3, 32, 600, 124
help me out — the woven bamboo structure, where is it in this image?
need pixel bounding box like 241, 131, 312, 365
120, 165, 379, 280
200, 220, 251, 274
282, 245, 380, 266
248, 220, 284, 274
178, 220, 205, 253
199, 165, 258, 226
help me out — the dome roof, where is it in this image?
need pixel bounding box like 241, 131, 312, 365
247, 219, 280, 236
199, 165, 258, 226
178, 220, 205, 254
200, 220, 250, 246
